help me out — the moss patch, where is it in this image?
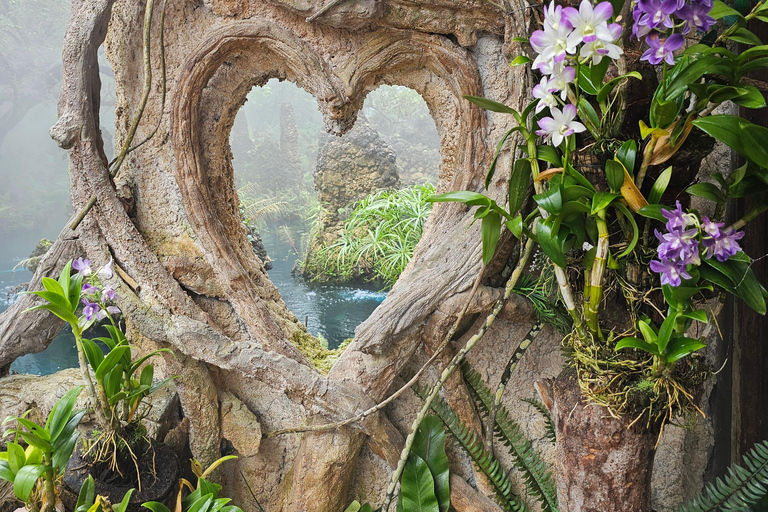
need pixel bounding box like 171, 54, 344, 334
291, 331, 351, 374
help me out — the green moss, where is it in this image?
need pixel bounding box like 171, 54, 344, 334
291, 331, 350, 374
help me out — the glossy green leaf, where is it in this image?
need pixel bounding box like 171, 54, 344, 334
710, 0, 743, 18
13, 417, 50, 443
536, 218, 568, 268
665, 337, 707, 363
578, 98, 601, 137
508, 158, 531, 215
486, 127, 522, 189
411, 416, 450, 512
142, 502, 172, 512
505, 215, 523, 239
81, 338, 105, 372
31, 289, 71, 314
703, 259, 767, 315
0, 461, 15, 483
19, 432, 52, 455
740, 56, 768, 75
616, 140, 637, 176
651, 98, 681, 129
533, 184, 562, 214
656, 313, 678, 355
396, 454, 440, 512
95, 346, 131, 381
343, 502, 362, 512
51, 410, 86, 471
463, 96, 521, 122
590, 192, 619, 215
565, 163, 597, 191
105, 365, 124, 400
649, 166, 673, 205
24, 303, 79, 326
481, 212, 502, 266
140, 365, 154, 389
510, 55, 531, 66
7, 443, 25, 475
46, 386, 82, 442
613, 203, 639, 258
728, 28, 763, 46
680, 309, 708, 323
637, 318, 658, 344
637, 204, 667, 222
113, 488, 135, 512
24, 446, 43, 466
428, 191, 492, 207
605, 160, 625, 192
687, 183, 726, 204
615, 337, 660, 355
536, 145, 562, 167
76, 475, 96, 512
693, 115, 768, 167
13, 464, 47, 502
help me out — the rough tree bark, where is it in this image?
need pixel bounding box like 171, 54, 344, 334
0, 0, 725, 511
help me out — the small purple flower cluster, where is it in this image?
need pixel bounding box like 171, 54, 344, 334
632, 0, 715, 65
530, 0, 623, 113
650, 202, 744, 286
73, 257, 121, 322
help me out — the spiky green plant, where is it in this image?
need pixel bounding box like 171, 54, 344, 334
416, 386, 528, 512
308, 183, 434, 285
521, 399, 556, 444
678, 440, 768, 512
461, 363, 558, 512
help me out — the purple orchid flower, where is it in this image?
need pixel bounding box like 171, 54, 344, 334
656, 227, 701, 266
81, 283, 101, 296
641, 33, 684, 66
101, 285, 117, 302
81, 299, 99, 321
662, 201, 698, 232
536, 104, 587, 147
636, 0, 678, 31
650, 259, 692, 287
72, 258, 93, 277
96, 305, 121, 321
678, 0, 716, 33
98, 258, 114, 279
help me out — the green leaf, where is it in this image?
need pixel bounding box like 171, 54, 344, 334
637, 318, 658, 344
591, 192, 620, 215
463, 96, 522, 122
128, 348, 174, 378
24, 302, 79, 326
536, 145, 562, 167
703, 259, 767, 314
31, 289, 71, 314
637, 204, 667, 222
728, 27, 763, 46
411, 416, 451, 512
615, 337, 660, 356
81, 338, 105, 372
105, 365, 124, 400
693, 115, 768, 167
578, 98, 601, 137
51, 410, 86, 471
0, 461, 14, 483
605, 160, 626, 192
710, 0, 743, 18
649, 166, 673, 205
686, 183, 726, 204
343, 502, 362, 512
396, 454, 440, 512
616, 140, 637, 176
46, 386, 82, 442
57, 261, 72, 303
7, 443, 25, 475
142, 503, 172, 512
76, 475, 96, 512
680, 309, 708, 323
510, 55, 531, 66
19, 432, 52, 455
665, 337, 707, 363
508, 158, 531, 214
13, 417, 51, 443
428, 191, 492, 207
596, 71, 642, 104
481, 212, 502, 266
535, 218, 568, 268
487, 127, 523, 189
533, 184, 562, 214
613, 203, 639, 259
113, 488, 135, 512
13, 464, 47, 502
651, 98, 681, 129
95, 346, 131, 381
505, 215, 523, 239
140, 365, 154, 389
656, 312, 678, 355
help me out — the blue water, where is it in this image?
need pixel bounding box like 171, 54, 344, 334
0, 236, 386, 373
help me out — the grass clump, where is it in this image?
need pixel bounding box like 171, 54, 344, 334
305, 183, 434, 286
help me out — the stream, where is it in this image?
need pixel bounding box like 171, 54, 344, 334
0, 234, 386, 375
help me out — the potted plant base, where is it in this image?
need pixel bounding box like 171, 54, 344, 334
61, 440, 179, 512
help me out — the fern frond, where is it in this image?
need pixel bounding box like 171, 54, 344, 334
678, 439, 768, 512
521, 399, 556, 445
416, 386, 528, 512
462, 363, 559, 512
